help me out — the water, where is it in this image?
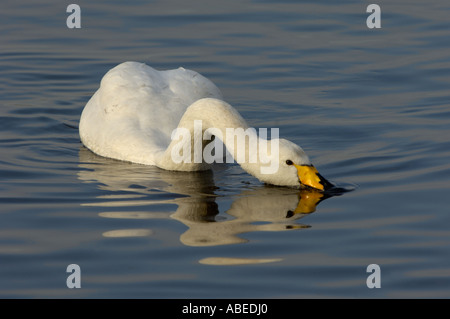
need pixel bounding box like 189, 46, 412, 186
1, 0, 450, 298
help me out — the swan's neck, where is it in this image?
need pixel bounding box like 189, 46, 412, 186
156, 98, 274, 177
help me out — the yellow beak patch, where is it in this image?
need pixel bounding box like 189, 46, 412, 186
294, 164, 325, 191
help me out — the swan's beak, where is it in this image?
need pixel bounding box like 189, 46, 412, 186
294, 164, 333, 192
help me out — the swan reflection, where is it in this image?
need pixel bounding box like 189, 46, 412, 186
78, 147, 334, 248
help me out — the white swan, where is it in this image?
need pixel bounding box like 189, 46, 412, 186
79, 61, 332, 190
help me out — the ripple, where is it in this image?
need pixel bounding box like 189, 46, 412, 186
99, 212, 171, 219
102, 229, 153, 238
199, 257, 283, 266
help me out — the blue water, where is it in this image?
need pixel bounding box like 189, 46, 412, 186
1, 0, 450, 298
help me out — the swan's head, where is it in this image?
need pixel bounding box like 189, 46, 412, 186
256, 139, 333, 191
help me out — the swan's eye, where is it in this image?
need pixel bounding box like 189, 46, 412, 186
285, 160, 293, 166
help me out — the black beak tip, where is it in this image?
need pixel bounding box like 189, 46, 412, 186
318, 173, 334, 192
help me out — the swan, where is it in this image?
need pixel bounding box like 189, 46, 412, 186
79, 61, 332, 191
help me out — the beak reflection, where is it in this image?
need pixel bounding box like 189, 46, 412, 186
293, 191, 325, 214
294, 164, 334, 192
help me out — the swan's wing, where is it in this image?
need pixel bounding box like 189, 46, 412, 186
100, 62, 222, 137
80, 61, 222, 165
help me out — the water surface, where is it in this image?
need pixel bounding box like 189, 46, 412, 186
1, 0, 450, 298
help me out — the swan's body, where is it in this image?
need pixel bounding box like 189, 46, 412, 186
80, 62, 332, 190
